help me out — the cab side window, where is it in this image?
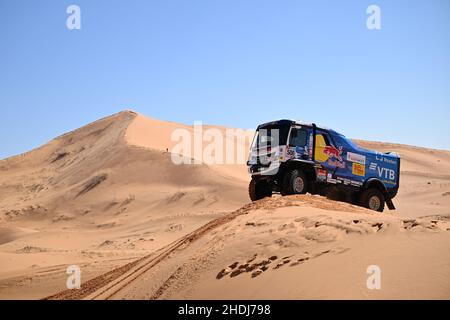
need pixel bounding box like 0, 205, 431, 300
289, 128, 308, 147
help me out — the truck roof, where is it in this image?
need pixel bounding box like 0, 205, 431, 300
257, 119, 342, 136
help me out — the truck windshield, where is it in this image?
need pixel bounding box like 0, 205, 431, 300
251, 129, 277, 149
251, 125, 290, 149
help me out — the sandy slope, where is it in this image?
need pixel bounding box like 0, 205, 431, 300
0, 111, 449, 299
46, 195, 450, 300
147, 196, 450, 300
126, 114, 252, 181
0, 111, 247, 299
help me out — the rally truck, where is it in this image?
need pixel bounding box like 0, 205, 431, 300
247, 120, 400, 212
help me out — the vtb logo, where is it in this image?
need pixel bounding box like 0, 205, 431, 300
377, 167, 395, 180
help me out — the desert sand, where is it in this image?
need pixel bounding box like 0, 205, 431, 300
0, 111, 449, 300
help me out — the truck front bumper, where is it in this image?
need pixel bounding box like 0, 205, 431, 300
248, 161, 281, 177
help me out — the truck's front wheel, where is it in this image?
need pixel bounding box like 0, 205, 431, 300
249, 179, 272, 201
281, 169, 308, 196
360, 188, 385, 212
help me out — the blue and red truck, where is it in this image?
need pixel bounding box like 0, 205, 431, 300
247, 120, 401, 212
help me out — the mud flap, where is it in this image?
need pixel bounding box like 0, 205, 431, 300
386, 198, 396, 210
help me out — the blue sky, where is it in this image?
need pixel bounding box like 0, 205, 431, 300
1, 0, 449, 159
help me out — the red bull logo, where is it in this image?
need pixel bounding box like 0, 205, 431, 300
323, 146, 343, 162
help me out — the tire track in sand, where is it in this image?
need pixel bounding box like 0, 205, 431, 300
44, 201, 264, 300
44, 196, 364, 300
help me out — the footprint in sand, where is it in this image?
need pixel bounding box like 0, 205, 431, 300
230, 269, 244, 278
313, 250, 331, 258
290, 257, 310, 267
273, 258, 292, 270
238, 263, 250, 270
247, 254, 257, 263
372, 223, 384, 231
245, 264, 258, 272
403, 220, 420, 230
216, 267, 232, 279
251, 270, 263, 278
217, 256, 276, 280
288, 249, 338, 267
221, 252, 335, 280
251, 264, 270, 278
216, 262, 239, 279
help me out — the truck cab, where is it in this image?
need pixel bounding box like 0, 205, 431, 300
247, 120, 401, 212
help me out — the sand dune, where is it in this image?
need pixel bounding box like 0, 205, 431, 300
126, 113, 252, 181
1, 111, 449, 299
149, 196, 450, 300
46, 195, 450, 300
0, 111, 247, 299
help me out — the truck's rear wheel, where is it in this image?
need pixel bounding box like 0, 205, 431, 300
360, 188, 385, 212
281, 169, 308, 196
249, 179, 272, 201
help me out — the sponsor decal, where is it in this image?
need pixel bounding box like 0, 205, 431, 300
351, 180, 363, 187
287, 146, 309, 160
317, 169, 327, 181
323, 145, 346, 168
279, 145, 286, 161
369, 162, 377, 171
347, 152, 366, 165
327, 173, 338, 184
377, 167, 396, 180
328, 159, 346, 168
286, 149, 295, 159
337, 177, 363, 187
375, 152, 397, 165
324, 146, 343, 162
352, 163, 366, 177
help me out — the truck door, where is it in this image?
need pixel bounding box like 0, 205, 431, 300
287, 126, 311, 161
314, 131, 346, 180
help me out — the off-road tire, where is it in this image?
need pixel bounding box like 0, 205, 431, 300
281, 169, 308, 196
249, 179, 272, 201
359, 188, 385, 212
